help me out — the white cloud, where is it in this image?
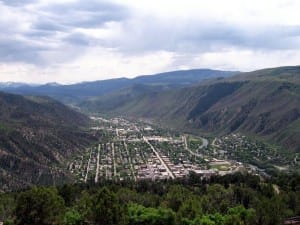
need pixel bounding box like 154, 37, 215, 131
0, 0, 300, 83
0, 48, 175, 83
188, 48, 300, 71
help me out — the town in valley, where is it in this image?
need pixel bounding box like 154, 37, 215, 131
67, 116, 293, 183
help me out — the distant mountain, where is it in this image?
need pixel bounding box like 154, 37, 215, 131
0, 69, 237, 104
0, 82, 38, 88
0, 92, 97, 190
81, 66, 300, 152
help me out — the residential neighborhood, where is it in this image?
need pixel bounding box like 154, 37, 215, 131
67, 116, 272, 182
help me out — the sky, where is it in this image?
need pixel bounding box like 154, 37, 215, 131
0, 0, 300, 84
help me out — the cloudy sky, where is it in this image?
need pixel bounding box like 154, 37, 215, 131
0, 0, 300, 84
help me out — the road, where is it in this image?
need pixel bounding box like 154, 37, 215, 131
211, 138, 221, 150
124, 141, 137, 181
200, 137, 209, 148
136, 124, 175, 178
143, 137, 175, 179
111, 142, 117, 177
84, 148, 93, 183
183, 135, 208, 158
95, 144, 101, 183
294, 154, 298, 164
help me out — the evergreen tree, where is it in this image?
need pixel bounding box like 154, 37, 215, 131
15, 187, 65, 225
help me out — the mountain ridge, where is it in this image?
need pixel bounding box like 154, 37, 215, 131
0, 69, 238, 104
80, 66, 300, 152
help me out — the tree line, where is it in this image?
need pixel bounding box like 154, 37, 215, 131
0, 172, 299, 225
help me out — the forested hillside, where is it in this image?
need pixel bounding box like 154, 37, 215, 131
0, 92, 97, 190
0, 173, 299, 225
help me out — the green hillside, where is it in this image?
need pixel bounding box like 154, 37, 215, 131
80, 66, 300, 152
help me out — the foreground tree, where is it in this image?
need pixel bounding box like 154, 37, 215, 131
63, 209, 84, 225
91, 187, 128, 225
128, 203, 175, 225
15, 187, 65, 225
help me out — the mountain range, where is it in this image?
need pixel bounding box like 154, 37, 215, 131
0, 66, 299, 190
79, 66, 300, 152
0, 69, 237, 104
0, 68, 238, 190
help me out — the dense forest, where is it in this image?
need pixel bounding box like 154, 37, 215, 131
0, 173, 299, 225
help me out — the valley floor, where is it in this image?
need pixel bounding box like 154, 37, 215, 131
67, 116, 289, 182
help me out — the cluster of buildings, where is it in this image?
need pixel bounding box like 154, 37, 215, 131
70, 117, 269, 182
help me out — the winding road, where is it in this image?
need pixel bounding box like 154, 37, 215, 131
183, 135, 208, 158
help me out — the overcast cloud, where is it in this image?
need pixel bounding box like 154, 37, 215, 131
0, 0, 300, 83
